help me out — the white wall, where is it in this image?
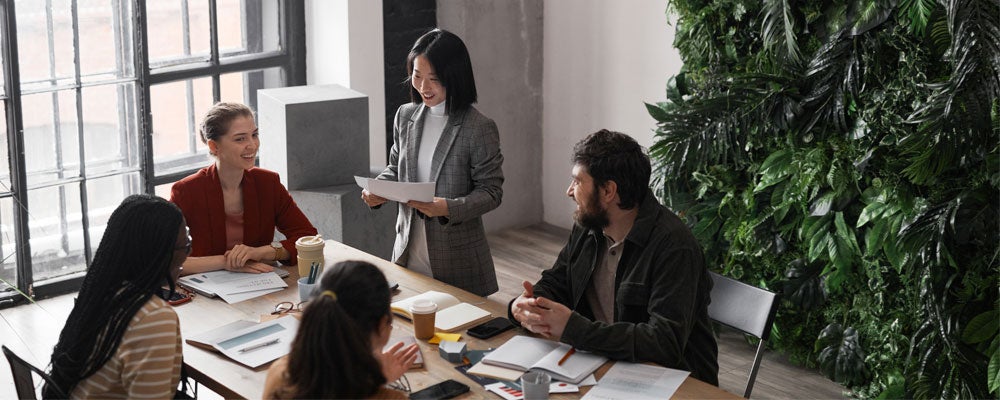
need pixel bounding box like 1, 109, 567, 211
541, 0, 682, 229
304, 0, 387, 167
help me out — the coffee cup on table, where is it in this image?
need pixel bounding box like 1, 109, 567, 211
410, 299, 438, 340
295, 235, 325, 278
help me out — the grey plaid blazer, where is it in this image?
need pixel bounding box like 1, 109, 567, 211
375, 103, 504, 296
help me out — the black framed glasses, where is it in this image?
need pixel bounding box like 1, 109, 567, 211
271, 301, 306, 315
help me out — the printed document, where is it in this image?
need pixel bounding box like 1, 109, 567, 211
355, 176, 435, 203
581, 362, 689, 400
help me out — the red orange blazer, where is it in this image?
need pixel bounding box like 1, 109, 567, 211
169, 164, 317, 265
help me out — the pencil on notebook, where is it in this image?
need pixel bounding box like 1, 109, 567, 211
557, 347, 576, 366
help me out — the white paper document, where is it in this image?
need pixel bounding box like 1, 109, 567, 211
354, 176, 435, 203
178, 270, 286, 304
210, 317, 299, 369
581, 362, 689, 400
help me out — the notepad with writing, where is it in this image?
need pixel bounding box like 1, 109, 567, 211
479, 336, 606, 384
390, 291, 492, 332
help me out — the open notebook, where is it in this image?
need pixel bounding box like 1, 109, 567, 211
476, 336, 606, 384
390, 291, 492, 332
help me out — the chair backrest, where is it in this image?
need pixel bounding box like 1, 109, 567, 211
2, 345, 64, 400
707, 272, 780, 398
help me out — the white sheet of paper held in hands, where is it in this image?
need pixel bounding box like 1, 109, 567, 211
355, 176, 435, 203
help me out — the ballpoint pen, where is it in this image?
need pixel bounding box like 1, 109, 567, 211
237, 338, 281, 353
557, 347, 576, 366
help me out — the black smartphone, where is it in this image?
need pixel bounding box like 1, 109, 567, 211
158, 288, 191, 306
410, 379, 470, 400
466, 317, 515, 340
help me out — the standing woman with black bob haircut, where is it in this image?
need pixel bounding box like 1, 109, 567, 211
362, 28, 505, 297
45, 194, 190, 398
263, 260, 418, 399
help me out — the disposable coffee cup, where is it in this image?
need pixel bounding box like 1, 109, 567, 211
295, 235, 325, 278
297, 277, 319, 302
410, 299, 438, 340
521, 371, 551, 400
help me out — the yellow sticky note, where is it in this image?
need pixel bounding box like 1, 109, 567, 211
428, 332, 461, 344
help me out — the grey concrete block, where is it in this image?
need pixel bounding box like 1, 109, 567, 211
258, 84, 370, 190
291, 184, 397, 261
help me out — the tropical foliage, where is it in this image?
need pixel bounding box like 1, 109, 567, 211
649, 0, 998, 398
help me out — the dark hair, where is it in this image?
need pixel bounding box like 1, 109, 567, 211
45, 194, 184, 397
406, 28, 478, 114
199, 102, 255, 144
282, 261, 392, 399
572, 129, 652, 209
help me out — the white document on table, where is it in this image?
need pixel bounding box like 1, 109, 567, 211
581, 362, 689, 400
180, 270, 287, 304
211, 316, 299, 369
354, 176, 435, 203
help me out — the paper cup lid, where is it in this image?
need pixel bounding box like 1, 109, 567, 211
295, 235, 324, 247
410, 299, 437, 313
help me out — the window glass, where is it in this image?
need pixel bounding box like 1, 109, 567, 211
150, 77, 213, 176
220, 67, 284, 109
82, 83, 140, 175
147, 0, 211, 68
0, 102, 9, 193
29, 183, 86, 282
22, 91, 81, 188
219, 0, 281, 57
17, 0, 76, 92
0, 197, 16, 293
78, 0, 135, 83
85, 173, 140, 255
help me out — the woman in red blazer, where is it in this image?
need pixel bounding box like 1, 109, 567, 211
170, 102, 317, 275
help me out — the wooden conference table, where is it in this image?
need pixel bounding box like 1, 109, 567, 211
175, 240, 740, 399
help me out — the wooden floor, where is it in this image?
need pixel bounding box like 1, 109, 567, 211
484, 223, 847, 399
1, 223, 847, 399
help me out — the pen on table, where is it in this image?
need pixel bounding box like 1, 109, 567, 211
237, 338, 280, 353
557, 347, 576, 366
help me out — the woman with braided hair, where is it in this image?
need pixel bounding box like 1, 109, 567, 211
44, 194, 190, 398
262, 261, 419, 399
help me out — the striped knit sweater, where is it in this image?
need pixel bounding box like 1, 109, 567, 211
70, 296, 182, 399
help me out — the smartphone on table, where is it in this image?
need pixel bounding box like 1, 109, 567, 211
158, 287, 192, 306
410, 379, 470, 400
466, 317, 515, 340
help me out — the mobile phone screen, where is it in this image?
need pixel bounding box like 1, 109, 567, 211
467, 317, 514, 339
410, 379, 469, 400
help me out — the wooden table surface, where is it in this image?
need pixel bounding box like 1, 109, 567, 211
176, 240, 741, 399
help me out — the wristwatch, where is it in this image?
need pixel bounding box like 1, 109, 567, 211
270, 241, 284, 260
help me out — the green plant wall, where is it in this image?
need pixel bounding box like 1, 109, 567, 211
647, 0, 998, 398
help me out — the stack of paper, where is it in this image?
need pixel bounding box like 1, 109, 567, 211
581, 362, 689, 400
178, 270, 287, 303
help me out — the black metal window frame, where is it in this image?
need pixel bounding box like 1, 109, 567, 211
0, 0, 305, 307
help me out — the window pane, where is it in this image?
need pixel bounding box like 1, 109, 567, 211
0, 101, 9, 193
219, 0, 281, 58
17, 0, 76, 91
83, 83, 140, 175
29, 183, 86, 282
85, 173, 140, 255
147, 0, 211, 68
22, 91, 81, 187
79, 0, 135, 83
151, 77, 213, 176
220, 67, 284, 108
0, 197, 17, 294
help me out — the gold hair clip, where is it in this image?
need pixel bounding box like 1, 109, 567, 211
321, 290, 337, 301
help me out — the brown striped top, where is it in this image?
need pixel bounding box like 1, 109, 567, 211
70, 295, 182, 399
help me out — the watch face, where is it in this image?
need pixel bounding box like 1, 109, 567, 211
271, 241, 282, 249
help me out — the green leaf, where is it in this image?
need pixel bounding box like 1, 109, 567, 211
962, 310, 999, 344
990, 337, 1000, 393
864, 219, 888, 257
645, 102, 671, 122
835, 211, 861, 255
857, 201, 886, 227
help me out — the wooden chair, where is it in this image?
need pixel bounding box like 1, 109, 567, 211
707, 272, 780, 398
2, 345, 64, 400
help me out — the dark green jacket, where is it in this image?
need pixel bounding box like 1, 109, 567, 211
511, 190, 719, 385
